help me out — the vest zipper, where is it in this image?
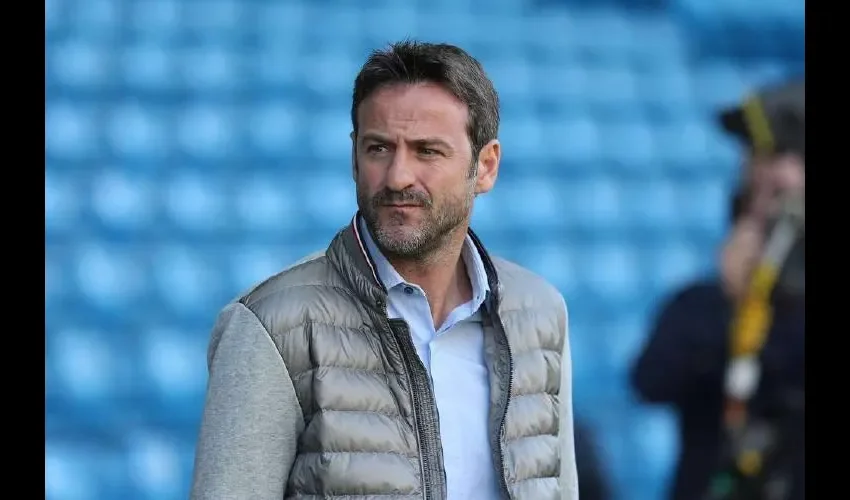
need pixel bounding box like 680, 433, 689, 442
495, 315, 515, 499
387, 319, 445, 500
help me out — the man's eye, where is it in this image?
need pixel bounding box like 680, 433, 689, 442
419, 148, 438, 156
366, 144, 388, 153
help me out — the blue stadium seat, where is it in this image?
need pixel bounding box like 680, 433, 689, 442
530, 63, 588, 114
227, 244, 315, 293
618, 179, 679, 234
673, 0, 804, 61
300, 50, 362, 98
46, 247, 72, 311
105, 103, 171, 161
562, 174, 623, 233
175, 104, 238, 160
50, 40, 111, 90
642, 237, 709, 296
628, 409, 680, 498
232, 174, 301, 236
634, 64, 696, 122
178, 44, 241, 94
254, 2, 311, 44
498, 113, 546, 163
66, 0, 119, 38
123, 430, 196, 500
360, 6, 419, 47
563, 8, 634, 62
600, 314, 648, 379
596, 119, 656, 171
45, 0, 62, 34
541, 116, 601, 165
150, 245, 227, 318
45, 171, 83, 239
627, 14, 687, 64
521, 10, 578, 58
300, 6, 369, 46
307, 111, 355, 161
88, 169, 158, 236
125, 0, 180, 39
517, 241, 573, 291
672, 177, 729, 236
180, 0, 245, 39
581, 242, 642, 302
47, 327, 142, 423
46, 102, 101, 162
46, 436, 126, 500
246, 100, 303, 158
690, 62, 752, 111
653, 115, 731, 178
569, 326, 607, 401
119, 41, 176, 93
580, 63, 642, 118
72, 243, 150, 314
298, 175, 359, 231
251, 43, 303, 92
484, 57, 535, 100
161, 171, 230, 234
139, 327, 208, 424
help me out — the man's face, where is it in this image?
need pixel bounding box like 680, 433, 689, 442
353, 83, 494, 260
749, 152, 805, 196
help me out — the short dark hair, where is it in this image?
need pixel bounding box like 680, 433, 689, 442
351, 40, 500, 156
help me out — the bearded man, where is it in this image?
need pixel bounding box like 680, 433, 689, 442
190, 40, 578, 500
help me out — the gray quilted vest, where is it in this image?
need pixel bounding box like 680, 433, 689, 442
241, 216, 566, 499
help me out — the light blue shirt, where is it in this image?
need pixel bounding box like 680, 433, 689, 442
360, 219, 501, 499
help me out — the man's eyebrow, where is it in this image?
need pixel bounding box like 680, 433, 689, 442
358, 133, 454, 152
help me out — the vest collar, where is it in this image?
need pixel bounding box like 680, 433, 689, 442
327, 213, 504, 309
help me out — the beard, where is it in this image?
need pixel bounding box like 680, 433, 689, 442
357, 175, 475, 261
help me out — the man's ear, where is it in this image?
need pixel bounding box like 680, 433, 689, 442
474, 139, 501, 195
350, 131, 357, 182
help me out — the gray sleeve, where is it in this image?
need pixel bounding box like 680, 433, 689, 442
190, 302, 304, 500
558, 296, 580, 499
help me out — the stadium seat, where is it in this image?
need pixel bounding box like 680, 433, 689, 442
46, 435, 127, 500
50, 40, 110, 90
149, 244, 228, 319
46, 102, 101, 162
71, 243, 150, 314
47, 327, 142, 425
89, 169, 158, 236
139, 327, 208, 425
124, 429, 196, 500
46, 171, 84, 239
105, 103, 172, 161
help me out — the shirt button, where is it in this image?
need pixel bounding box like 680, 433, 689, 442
404, 286, 415, 295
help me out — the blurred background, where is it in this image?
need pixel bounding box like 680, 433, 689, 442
44, 0, 805, 499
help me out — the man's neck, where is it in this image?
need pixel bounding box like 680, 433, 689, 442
389, 228, 473, 329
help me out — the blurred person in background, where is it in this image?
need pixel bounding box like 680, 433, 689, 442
190, 41, 578, 500
630, 80, 804, 500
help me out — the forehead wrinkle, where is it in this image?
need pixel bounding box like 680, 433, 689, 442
362, 84, 468, 126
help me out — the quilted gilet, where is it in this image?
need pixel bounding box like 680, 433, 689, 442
240, 217, 566, 499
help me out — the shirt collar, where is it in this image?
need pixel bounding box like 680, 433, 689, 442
358, 216, 490, 306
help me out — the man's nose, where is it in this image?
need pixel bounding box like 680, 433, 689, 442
385, 151, 416, 191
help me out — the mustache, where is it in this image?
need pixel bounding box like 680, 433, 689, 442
372, 189, 432, 208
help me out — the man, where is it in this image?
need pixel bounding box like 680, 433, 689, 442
631, 79, 804, 500
190, 41, 578, 500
